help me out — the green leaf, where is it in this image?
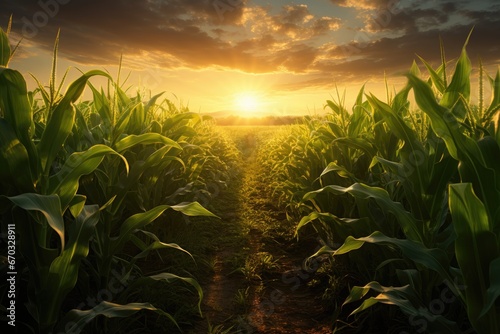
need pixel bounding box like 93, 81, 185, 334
494, 111, 500, 147
48, 144, 128, 210
130, 273, 204, 315
449, 183, 500, 333
440, 36, 472, 118
486, 70, 500, 116
144, 91, 164, 115
37, 70, 111, 176
408, 74, 500, 226
367, 94, 428, 199
120, 145, 183, 194
114, 133, 182, 152
296, 211, 368, 242
303, 183, 425, 243
113, 102, 139, 137
170, 201, 219, 217
68, 194, 86, 218
7, 193, 65, 250
41, 204, 100, 329
344, 281, 460, 333
0, 28, 10, 66
319, 162, 355, 180
481, 257, 500, 318
112, 205, 170, 254
131, 230, 194, 261
0, 67, 35, 156
334, 137, 377, 157
310, 231, 457, 296
0, 119, 33, 191
418, 55, 445, 93
407, 74, 460, 158
59, 301, 177, 333
112, 202, 217, 255
88, 83, 112, 125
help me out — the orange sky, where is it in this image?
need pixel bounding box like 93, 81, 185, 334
2, 0, 499, 116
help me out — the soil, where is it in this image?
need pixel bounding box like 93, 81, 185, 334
188, 131, 334, 334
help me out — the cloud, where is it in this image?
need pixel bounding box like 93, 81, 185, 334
329, 0, 390, 10
241, 4, 340, 40
313, 0, 500, 82
316, 22, 500, 81
2, 1, 262, 69
1, 1, 340, 73
0, 0, 499, 87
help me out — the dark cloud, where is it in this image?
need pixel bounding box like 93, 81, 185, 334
459, 3, 500, 22
311, 0, 500, 88
360, 0, 499, 35
274, 44, 319, 72
1, 0, 271, 71
368, 7, 451, 33
242, 4, 340, 41
317, 22, 500, 81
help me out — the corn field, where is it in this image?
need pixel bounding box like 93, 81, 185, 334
0, 23, 238, 333
1, 19, 500, 334
260, 33, 500, 333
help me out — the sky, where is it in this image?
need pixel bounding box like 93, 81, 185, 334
1, 0, 499, 116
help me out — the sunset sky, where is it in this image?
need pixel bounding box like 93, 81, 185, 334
1, 0, 499, 116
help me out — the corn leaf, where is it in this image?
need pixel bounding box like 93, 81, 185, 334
0, 28, 10, 67
310, 231, 457, 296
41, 204, 100, 329
486, 70, 500, 116
303, 183, 424, 243
114, 133, 181, 152
128, 273, 204, 314
0, 67, 34, 154
481, 257, 500, 318
59, 301, 177, 333
418, 55, 445, 93
88, 83, 112, 125
0, 119, 33, 191
170, 201, 219, 217
7, 193, 65, 250
48, 144, 128, 211
408, 74, 500, 225
345, 281, 460, 333
440, 35, 472, 119
37, 70, 111, 175
112, 202, 217, 254
131, 232, 193, 261
367, 94, 428, 199
449, 183, 500, 333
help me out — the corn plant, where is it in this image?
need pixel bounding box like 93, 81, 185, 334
0, 24, 226, 333
408, 39, 500, 332
280, 34, 500, 332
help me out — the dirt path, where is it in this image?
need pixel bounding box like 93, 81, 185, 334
189, 129, 333, 334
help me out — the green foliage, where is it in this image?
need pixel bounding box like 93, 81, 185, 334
265, 33, 500, 333
0, 27, 234, 333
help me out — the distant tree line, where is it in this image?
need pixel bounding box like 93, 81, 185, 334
215, 115, 303, 126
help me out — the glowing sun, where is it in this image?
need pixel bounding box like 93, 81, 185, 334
234, 92, 261, 114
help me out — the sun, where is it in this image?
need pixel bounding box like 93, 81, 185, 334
234, 92, 261, 114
